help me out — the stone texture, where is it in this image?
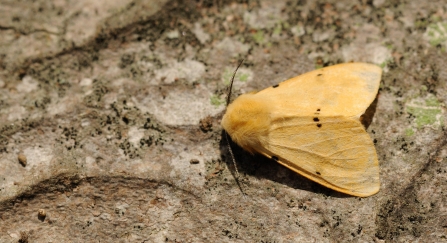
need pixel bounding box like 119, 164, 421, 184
1, 0, 447, 242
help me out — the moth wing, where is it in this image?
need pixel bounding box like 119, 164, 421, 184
256, 63, 381, 118
256, 116, 380, 197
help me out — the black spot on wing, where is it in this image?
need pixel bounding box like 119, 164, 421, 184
314, 110, 321, 127
272, 84, 279, 88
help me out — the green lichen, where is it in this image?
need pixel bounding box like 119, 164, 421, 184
221, 69, 233, 86
239, 73, 249, 82
424, 22, 447, 49
407, 106, 441, 127
379, 58, 392, 69
405, 128, 415, 136
415, 19, 428, 29
273, 24, 282, 36
385, 43, 394, 50
406, 95, 443, 128
252, 30, 265, 44
425, 95, 440, 107
221, 67, 251, 85
210, 95, 225, 106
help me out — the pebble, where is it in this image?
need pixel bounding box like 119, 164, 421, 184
18, 153, 27, 167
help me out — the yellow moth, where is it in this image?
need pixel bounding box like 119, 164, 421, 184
221, 62, 381, 197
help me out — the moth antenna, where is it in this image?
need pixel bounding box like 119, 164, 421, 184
225, 131, 247, 199
226, 59, 244, 106
225, 59, 246, 199
225, 132, 239, 178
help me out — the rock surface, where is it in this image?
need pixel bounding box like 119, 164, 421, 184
1, 0, 446, 242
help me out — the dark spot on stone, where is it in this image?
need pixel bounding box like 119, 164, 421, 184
271, 156, 278, 162
122, 116, 129, 124
313, 117, 319, 122
317, 108, 321, 112
272, 84, 279, 88
190, 159, 200, 164
317, 74, 322, 76
317, 123, 322, 128
199, 116, 213, 132
316, 171, 321, 175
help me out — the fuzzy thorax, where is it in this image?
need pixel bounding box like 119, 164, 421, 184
221, 93, 272, 153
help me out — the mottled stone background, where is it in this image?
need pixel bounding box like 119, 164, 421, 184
0, 0, 446, 242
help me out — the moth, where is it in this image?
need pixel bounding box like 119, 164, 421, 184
221, 63, 381, 197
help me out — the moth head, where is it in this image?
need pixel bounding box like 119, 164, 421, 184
222, 93, 270, 152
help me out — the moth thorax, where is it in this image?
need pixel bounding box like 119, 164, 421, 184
221, 93, 271, 153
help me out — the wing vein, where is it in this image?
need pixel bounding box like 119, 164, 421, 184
269, 143, 360, 162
